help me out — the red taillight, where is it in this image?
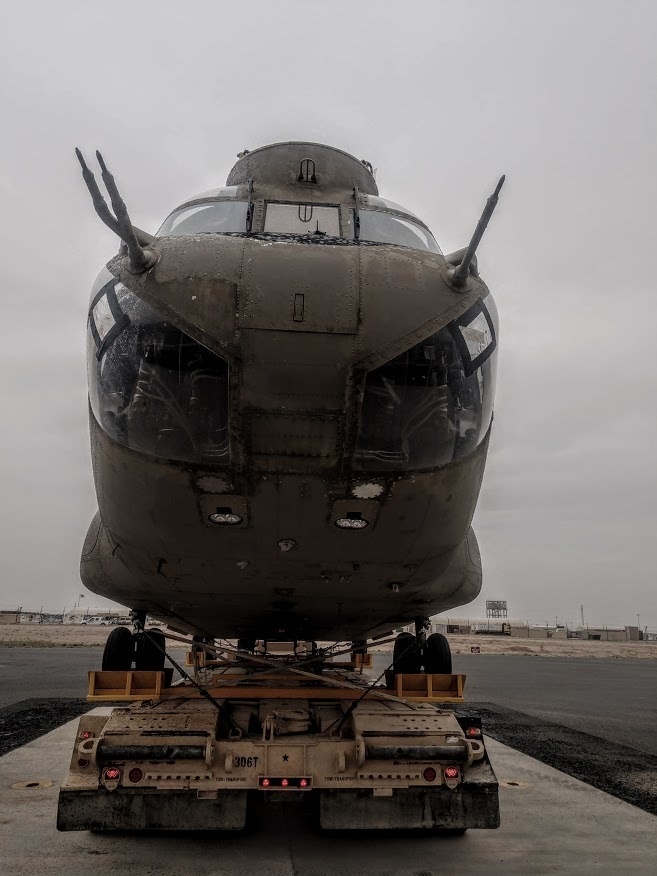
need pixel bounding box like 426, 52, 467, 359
422, 767, 437, 783
259, 776, 311, 789
444, 767, 460, 780
77, 758, 89, 768
80, 730, 93, 739
465, 727, 481, 738
104, 767, 120, 781
128, 768, 144, 784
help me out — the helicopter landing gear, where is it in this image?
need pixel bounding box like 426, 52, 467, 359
135, 629, 166, 671
101, 610, 167, 671
392, 631, 422, 674
237, 638, 256, 652
101, 626, 134, 671
387, 619, 452, 686
423, 632, 452, 674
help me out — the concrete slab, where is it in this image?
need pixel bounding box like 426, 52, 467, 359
0, 715, 655, 875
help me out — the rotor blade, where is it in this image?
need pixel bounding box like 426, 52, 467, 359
95, 150, 153, 273
451, 174, 505, 287
75, 148, 121, 236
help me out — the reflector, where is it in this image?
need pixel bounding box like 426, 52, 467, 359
422, 767, 437, 782
128, 768, 144, 783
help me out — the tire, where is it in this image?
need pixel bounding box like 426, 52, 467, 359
237, 638, 256, 652
135, 629, 166, 671
102, 626, 135, 671
423, 632, 452, 674
392, 632, 422, 674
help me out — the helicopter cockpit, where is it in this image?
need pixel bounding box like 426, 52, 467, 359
355, 297, 498, 471
157, 189, 442, 254
87, 271, 230, 465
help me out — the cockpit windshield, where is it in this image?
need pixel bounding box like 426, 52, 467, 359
157, 201, 248, 236
354, 298, 497, 471
264, 203, 341, 236
358, 210, 442, 253
87, 274, 230, 464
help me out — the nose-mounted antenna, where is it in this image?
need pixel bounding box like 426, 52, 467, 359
75, 149, 157, 274
449, 175, 505, 289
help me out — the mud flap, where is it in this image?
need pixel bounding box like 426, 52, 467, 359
57, 789, 247, 832
319, 760, 500, 831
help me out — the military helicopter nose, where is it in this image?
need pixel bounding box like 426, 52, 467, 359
78, 140, 505, 643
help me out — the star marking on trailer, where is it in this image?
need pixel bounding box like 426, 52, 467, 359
282, 754, 289, 761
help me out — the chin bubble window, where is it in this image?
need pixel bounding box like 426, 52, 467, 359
87, 275, 230, 464
354, 298, 497, 471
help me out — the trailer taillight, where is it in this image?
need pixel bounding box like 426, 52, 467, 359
259, 777, 311, 790
104, 767, 120, 781
423, 767, 437, 783
444, 767, 460, 780
465, 726, 482, 738
80, 730, 93, 739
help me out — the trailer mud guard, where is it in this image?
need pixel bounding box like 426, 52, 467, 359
319, 761, 499, 831
57, 789, 247, 832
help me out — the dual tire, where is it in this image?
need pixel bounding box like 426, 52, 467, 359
102, 626, 166, 671
392, 631, 452, 675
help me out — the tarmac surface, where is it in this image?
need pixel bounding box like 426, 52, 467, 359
1, 647, 656, 873
1, 712, 655, 875
2, 647, 656, 752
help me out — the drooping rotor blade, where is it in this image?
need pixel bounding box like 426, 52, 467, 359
95, 150, 157, 273
451, 175, 505, 288
75, 148, 157, 273
75, 148, 121, 237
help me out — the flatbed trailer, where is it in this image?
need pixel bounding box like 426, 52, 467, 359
57, 652, 500, 833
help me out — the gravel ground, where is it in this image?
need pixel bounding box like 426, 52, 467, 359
456, 703, 657, 816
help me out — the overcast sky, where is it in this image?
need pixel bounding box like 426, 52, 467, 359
0, 0, 655, 629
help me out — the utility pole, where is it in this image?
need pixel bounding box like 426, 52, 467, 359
580, 604, 585, 626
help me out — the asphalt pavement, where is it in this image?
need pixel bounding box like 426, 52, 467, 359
2, 648, 656, 754
1, 646, 656, 872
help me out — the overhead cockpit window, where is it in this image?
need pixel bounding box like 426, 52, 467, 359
354, 298, 497, 471
264, 203, 341, 237
87, 278, 230, 465
358, 210, 442, 254
364, 196, 421, 220
157, 201, 248, 236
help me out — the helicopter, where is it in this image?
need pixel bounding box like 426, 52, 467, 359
76, 141, 503, 675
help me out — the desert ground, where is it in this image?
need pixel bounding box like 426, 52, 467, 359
0, 623, 655, 658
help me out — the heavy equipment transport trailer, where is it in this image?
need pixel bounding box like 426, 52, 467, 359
57, 667, 500, 833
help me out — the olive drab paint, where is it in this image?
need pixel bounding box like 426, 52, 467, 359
79, 141, 502, 641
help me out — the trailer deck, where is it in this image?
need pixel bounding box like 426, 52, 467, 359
57, 660, 499, 832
